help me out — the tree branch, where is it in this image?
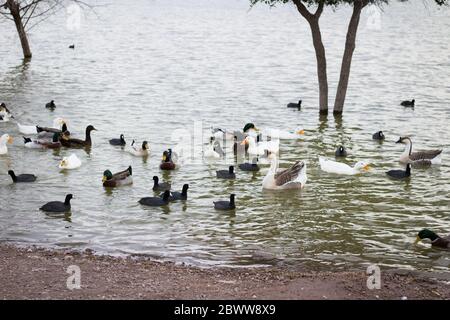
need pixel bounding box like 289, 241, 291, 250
292, 0, 314, 21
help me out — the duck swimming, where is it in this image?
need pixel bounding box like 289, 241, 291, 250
109, 134, 126, 146
160, 149, 176, 170
239, 160, 260, 172
0, 113, 13, 122
24, 133, 61, 149
396, 137, 442, 165
319, 157, 370, 175
40, 194, 73, 213
45, 100, 56, 110
0, 134, 13, 155
287, 100, 302, 110
264, 127, 305, 140
415, 229, 450, 249
400, 99, 415, 107
139, 190, 170, 207
160, 184, 189, 201
103, 166, 133, 187
204, 137, 222, 159
60, 125, 97, 148
262, 153, 307, 190
386, 163, 411, 180
335, 146, 347, 157
127, 140, 149, 157
152, 176, 171, 192
8, 170, 37, 183
59, 154, 82, 170
216, 166, 236, 179
372, 131, 385, 140
214, 194, 236, 211
0, 103, 13, 117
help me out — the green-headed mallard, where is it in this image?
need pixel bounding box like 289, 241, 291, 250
103, 166, 133, 187
415, 229, 450, 249
160, 149, 176, 170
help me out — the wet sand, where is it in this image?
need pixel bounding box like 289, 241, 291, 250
0, 243, 448, 300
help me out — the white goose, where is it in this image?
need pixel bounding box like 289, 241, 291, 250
262, 153, 307, 190
396, 137, 442, 165
0, 134, 13, 155
264, 127, 305, 140
59, 154, 82, 170
319, 157, 370, 175
241, 136, 266, 156
18, 117, 65, 135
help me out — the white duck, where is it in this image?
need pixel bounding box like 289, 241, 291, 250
0, 134, 13, 154
264, 127, 305, 140
59, 154, 82, 170
0, 113, 13, 122
396, 137, 442, 165
319, 157, 370, 175
126, 140, 149, 157
17, 117, 65, 135
262, 153, 307, 190
241, 136, 266, 156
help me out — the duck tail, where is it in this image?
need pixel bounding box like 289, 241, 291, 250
36, 126, 43, 133
23, 136, 32, 143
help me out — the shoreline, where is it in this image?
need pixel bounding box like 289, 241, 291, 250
0, 243, 449, 299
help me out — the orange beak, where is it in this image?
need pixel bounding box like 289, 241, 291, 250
296, 129, 305, 135
7, 136, 13, 144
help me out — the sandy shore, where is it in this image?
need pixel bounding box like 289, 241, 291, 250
0, 243, 448, 300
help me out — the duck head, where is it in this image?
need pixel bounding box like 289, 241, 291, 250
102, 170, 113, 182
64, 194, 73, 205
354, 161, 371, 172
295, 127, 305, 135
1, 134, 13, 144
396, 136, 411, 144
228, 166, 234, 174
153, 175, 159, 185
86, 125, 97, 133
142, 141, 149, 150
243, 123, 258, 133
415, 229, 439, 244
120, 134, 125, 143
7, 170, 17, 182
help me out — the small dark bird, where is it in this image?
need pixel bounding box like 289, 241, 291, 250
400, 99, 415, 107
335, 146, 347, 157
69, 44, 75, 49
8, 170, 37, 183
152, 176, 171, 192
160, 149, 176, 170
139, 190, 170, 207
109, 134, 126, 146
386, 163, 411, 179
216, 166, 236, 179
214, 194, 236, 211
239, 162, 260, 172
415, 229, 450, 249
372, 131, 385, 140
160, 184, 189, 201
40, 194, 73, 213
60, 125, 97, 148
287, 100, 302, 110
45, 100, 56, 110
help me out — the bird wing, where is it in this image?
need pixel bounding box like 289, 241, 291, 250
274, 161, 302, 186
112, 168, 132, 180
410, 150, 442, 161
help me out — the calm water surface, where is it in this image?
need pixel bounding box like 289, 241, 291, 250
0, 0, 449, 277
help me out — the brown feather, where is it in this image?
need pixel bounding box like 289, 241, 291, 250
274, 161, 302, 186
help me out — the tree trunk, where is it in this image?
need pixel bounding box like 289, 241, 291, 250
308, 18, 328, 115
7, 0, 32, 59
333, 0, 368, 115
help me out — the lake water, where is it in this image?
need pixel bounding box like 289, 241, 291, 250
0, 0, 449, 278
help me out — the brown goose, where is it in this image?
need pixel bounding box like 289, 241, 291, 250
262, 153, 307, 190
61, 125, 97, 148
396, 137, 442, 165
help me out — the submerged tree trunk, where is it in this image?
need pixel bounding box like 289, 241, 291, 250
7, 0, 32, 59
293, 0, 328, 115
333, 0, 368, 115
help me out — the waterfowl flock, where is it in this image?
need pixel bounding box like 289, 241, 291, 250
0, 99, 447, 248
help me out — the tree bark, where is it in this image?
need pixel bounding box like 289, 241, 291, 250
333, 0, 368, 115
7, 0, 32, 59
293, 0, 328, 115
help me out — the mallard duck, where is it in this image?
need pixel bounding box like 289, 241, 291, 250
59, 154, 82, 170
103, 166, 133, 187
40, 194, 73, 213
60, 125, 97, 148
396, 137, 442, 165
319, 157, 370, 175
372, 131, 385, 140
415, 229, 450, 249
0, 134, 13, 155
264, 127, 305, 140
214, 194, 236, 211
287, 100, 302, 110
8, 170, 36, 183
139, 190, 170, 207
24, 133, 61, 149
152, 176, 171, 192
262, 153, 307, 190
216, 166, 236, 179
160, 149, 176, 170
386, 163, 411, 179
127, 140, 149, 157
45, 100, 56, 110
160, 184, 189, 201
109, 134, 126, 146
335, 146, 347, 157
400, 99, 415, 107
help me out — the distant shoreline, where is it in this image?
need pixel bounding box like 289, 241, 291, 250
0, 243, 448, 299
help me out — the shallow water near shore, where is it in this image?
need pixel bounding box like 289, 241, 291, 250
0, 0, 449, 277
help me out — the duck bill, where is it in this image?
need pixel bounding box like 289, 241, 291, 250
296, 129, 305, 135
414, 236, 421, 244
363, 165, 371, 171
162, 155, 166, 161
240, 140, 248, 146
102, 176, 107, 183
7, 137, 13, 144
